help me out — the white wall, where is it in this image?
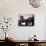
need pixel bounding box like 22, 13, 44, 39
0, 0, 46, 40
44, 15, 46, 40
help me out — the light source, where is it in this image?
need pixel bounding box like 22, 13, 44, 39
29, 0, 43, 8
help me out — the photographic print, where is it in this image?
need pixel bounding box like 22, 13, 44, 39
18, 14, 34, 26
